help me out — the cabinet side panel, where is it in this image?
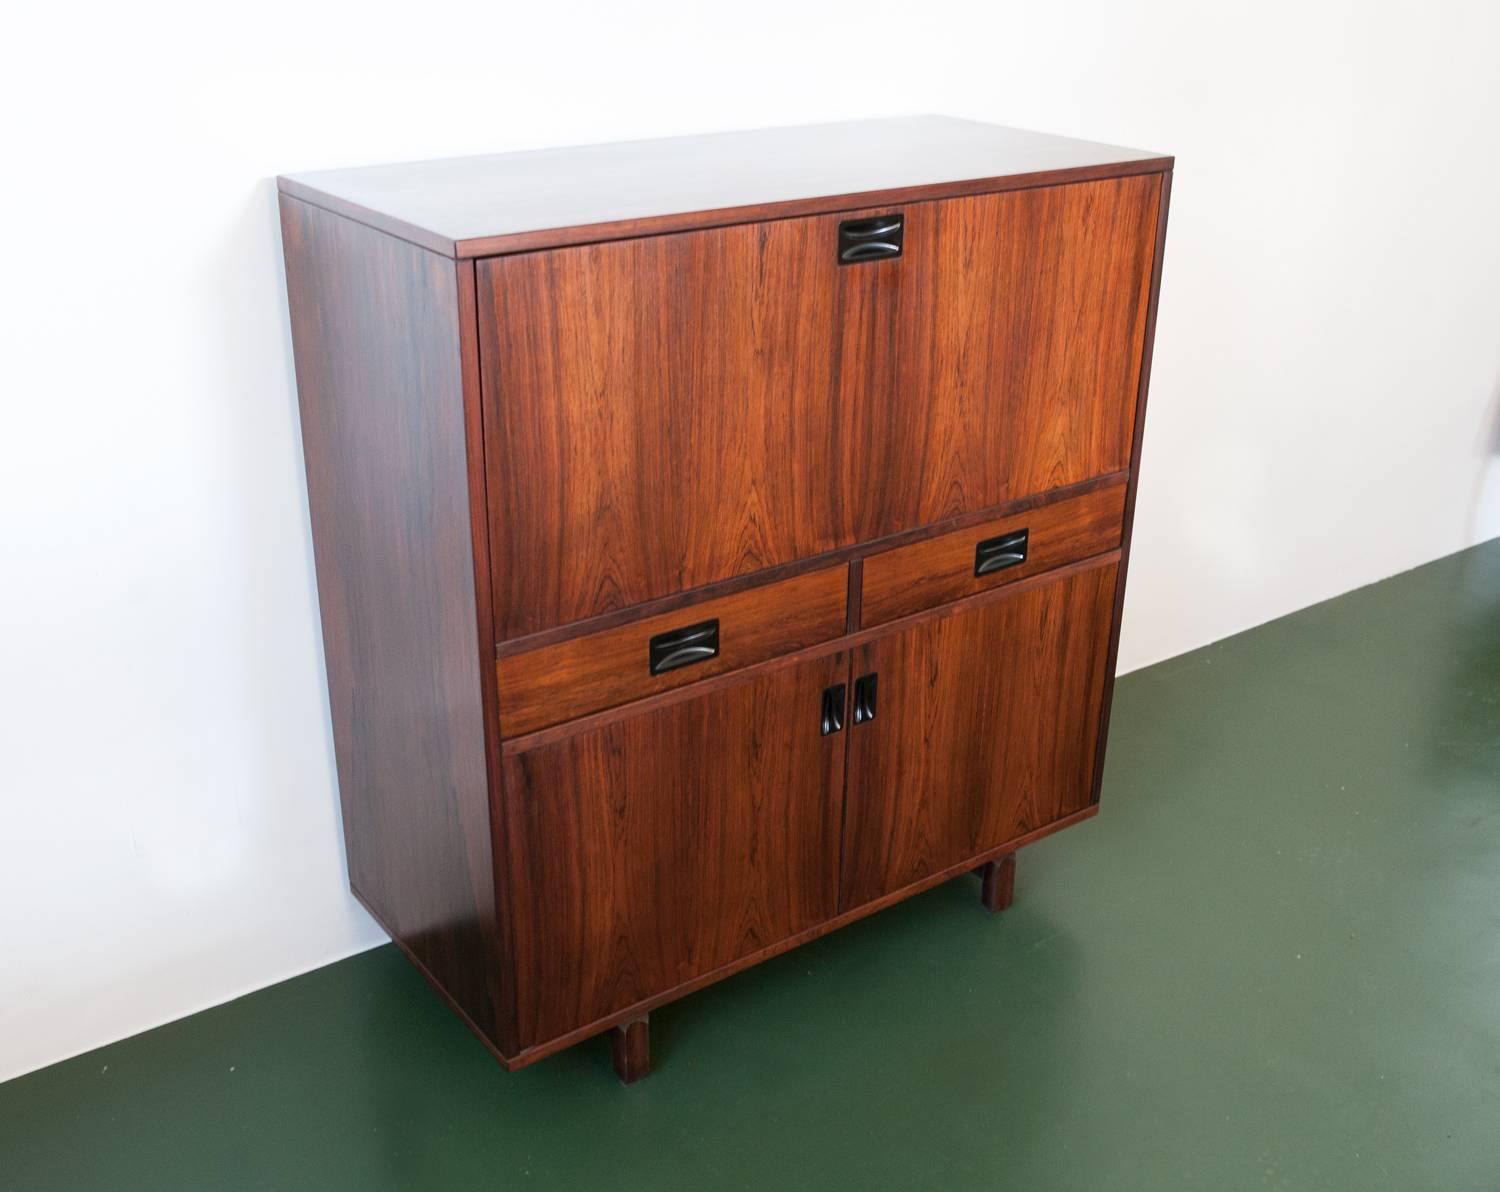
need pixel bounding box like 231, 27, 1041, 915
280, 196, 510, 1053
1091, 170, 1172, 805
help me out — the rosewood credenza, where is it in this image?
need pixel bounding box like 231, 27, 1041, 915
279, 116, 1172, 1083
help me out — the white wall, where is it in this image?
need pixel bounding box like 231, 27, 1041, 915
3, 0, 1498, 1082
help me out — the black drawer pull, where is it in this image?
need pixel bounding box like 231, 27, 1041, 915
839, 213, 903, 264
842, 216, 902, 238
975, 529, 1029, 576
840, 241, 902, 263
648, 619, 719, 675
820, 684, 846, 736
853, 673, 878, 724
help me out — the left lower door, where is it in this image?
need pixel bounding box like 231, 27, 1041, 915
501, 652, 849, 1052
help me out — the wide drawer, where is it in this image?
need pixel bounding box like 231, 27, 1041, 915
497, 566, 848, 737
859, 482, 1127, 628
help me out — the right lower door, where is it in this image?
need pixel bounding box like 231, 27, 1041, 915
839, 559, 1119, 912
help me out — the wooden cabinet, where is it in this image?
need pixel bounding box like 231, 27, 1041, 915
279, 116, 1172, 1082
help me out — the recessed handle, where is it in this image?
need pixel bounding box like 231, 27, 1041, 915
842, 216, 902, 238
975, 528, 1029, 577
820, 684, 846, 736
853, 673, 878, 724
839, 213, 903, 264
648, 618, 719, 675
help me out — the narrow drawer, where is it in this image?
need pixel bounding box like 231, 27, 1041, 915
860, 482, 1127, 628
497, 566, 848, 737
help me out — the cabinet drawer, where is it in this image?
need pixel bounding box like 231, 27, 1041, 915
497, 567, 848, 737
860, 482, 1127, 628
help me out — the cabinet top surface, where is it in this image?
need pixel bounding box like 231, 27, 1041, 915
278, 116, 1171, 258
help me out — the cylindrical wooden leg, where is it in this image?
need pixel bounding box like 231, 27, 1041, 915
611, 1014, 650, 1085
979, 853, 1016, 914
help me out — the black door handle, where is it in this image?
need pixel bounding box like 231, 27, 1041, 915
820, 684, 846, 736
975, 528, 1029, 576
853, 673, 878, 724
838, 213, 904, 264
648, 619, 720, 675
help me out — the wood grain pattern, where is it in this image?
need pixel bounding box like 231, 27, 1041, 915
846, 558, 863, 633
496, 565, 847, 737
502, 654, 848, 1050
860, 481, 1126, 627
479, 215, 848, 639
499, 551, 1120, 756
277, 116, 1171, 258
491, 472, 1127, 660
279, 196, 513, 1054
1091, 170, 1174, 807
841, 174, 1161, 540
505, 805, 1096, 1071
281, 125, 1173, 1077
840, 560, 1119, 911
480, 177, 1158, 639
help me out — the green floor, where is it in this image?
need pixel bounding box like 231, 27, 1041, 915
5, 541, 1499, 1191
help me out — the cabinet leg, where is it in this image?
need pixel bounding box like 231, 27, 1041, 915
611, 1014, 651, 1085
979, 853, 1016, 914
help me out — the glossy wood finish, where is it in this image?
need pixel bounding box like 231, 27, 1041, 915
979, 854, 1017, 914
278, 116, 1170, 258
497, 566, 846, 738
497, 553, 1116, 757
846, 558, 864, 633
478, 215, 848, 639
860, 480, 1127, 628
492, 472, 1126, 660
480, 176, 1158, 639
502, 803, 1097, 1070
501, 654, 848, 1050
1091, 170, 1174, 807
279, 196, 513, 1053
280, 122, 1173, 1077
840, 560, 1119, 911
611, 1016, 650, 1085
841, 174, 1160, 541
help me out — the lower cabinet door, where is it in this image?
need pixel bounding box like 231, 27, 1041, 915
501, 653, 849, 1051
839, 560, 1119, 912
